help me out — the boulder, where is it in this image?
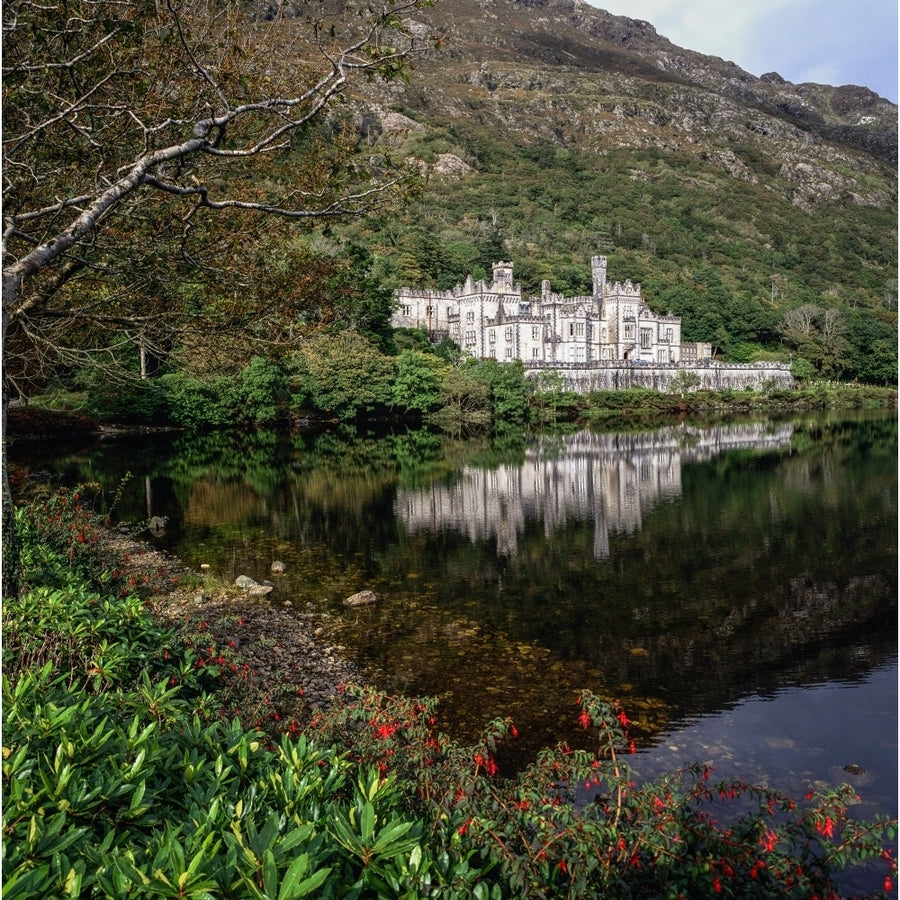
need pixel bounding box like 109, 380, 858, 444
248, 584, 274, 597
271, 561, 287, 574
235, 575, 257, 590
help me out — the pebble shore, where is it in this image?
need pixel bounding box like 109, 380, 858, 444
109, 531, 366, 714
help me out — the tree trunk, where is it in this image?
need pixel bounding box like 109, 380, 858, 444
2, 274, 21, 598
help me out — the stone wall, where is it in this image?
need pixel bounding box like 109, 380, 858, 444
524, 360, 794, 393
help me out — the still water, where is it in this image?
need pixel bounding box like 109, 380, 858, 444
12, 411, 897, 830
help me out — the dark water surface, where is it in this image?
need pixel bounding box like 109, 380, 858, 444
12, 410, 897, 842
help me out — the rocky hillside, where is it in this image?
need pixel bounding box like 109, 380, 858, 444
351, 0, 896, 211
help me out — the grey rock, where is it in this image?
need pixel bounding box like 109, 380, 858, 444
235, 575, 257, 589
343, 590, 379, 607
271, 561, 287, 573
247, 584, 274, 597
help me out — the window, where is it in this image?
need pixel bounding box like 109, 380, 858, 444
569, 323, 574, 336
624, 324, 634, 339
532, 327, 539, 340
505, 348, 513, 358
489, 348, 496, 358
505, 327, 513, 341
426, 305, 433, 316
658, 350, 668, 363
576, 322, 585, 337
640, 328, 652, 349
402, 305, 411, 316
488, 331, 496, 343
466, 310, 475, 324
532, 347, 540, 358
465, 331, 476, 345
664, 328, 673, 343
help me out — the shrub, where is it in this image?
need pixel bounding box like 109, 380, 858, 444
239, 356, 291, 425
159, 372, 241, 429
85, 377, 169, 425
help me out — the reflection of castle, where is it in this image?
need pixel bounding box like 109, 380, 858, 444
395, 423, 794, 558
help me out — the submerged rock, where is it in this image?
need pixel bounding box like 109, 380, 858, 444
344, 590, 379, 607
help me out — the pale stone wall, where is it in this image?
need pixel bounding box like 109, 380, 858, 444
524, 360, 794, 393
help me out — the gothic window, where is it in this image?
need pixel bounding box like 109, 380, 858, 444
532, 327, 539, 340
505, 327, 513, 341
569, 323, 574, 336
466, 311, 475, 324
624, 324, 634, 339
426, 305, 433, 316
488, 331, 496, 342
402, 305, 411, 316
532, 347, 540, 358
640, 328, 652, 349
665, 328, 673, 343
505, 348, 513, 358
576, 323, 585, 337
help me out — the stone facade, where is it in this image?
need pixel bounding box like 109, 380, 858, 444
392, 255, 794, 391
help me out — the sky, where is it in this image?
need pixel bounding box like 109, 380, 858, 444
593, 0, 898, 104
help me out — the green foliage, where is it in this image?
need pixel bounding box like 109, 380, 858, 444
159, 372, 241, 429
86, 377, 169, 425
392, 350, 447, 415
668, 369, 702, 397
290, 332, 396, 420
4, 490, 898, 898
475, 359, 530, 426
239, 357, 291, 425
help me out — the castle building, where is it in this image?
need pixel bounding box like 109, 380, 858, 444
392, 255, 712, 364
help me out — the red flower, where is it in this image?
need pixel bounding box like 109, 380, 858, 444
578, 709, 591, 730
712, 876, 722, 894
557, 860, 568, 874
885, 876, 892, 892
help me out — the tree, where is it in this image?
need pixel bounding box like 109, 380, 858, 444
292, 332, 395, 420
1, 0, 431, 592
2, 0, 430, 405
668, 369, 701, 397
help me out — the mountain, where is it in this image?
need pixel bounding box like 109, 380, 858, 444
361, 0, 896, 197
320, 0, 897, 380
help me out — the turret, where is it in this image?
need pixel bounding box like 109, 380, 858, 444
591, 255, 607, 299
492, 262, 514, 291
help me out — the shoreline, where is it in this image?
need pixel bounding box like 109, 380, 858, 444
108, 529, 369, 722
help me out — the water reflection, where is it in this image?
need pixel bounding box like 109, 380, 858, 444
396, 423, 794, 558
9, 413, 897, 788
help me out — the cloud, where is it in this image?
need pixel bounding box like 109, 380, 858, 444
593, 0, 898, 102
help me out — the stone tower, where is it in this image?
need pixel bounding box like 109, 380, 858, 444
591, 255, 607, 300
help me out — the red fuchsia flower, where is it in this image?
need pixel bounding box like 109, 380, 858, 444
885, 876, 893, 892
510, 723, 519, 737
616, 710, 630, 727
457, 818, 472, 837
712, 876, 722, 894
761, 830, 778, 853
557, 860, 568, 874
578, 710, 592, 730
816, 817, 835, 839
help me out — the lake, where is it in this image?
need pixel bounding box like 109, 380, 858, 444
11, 409, 897, 865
